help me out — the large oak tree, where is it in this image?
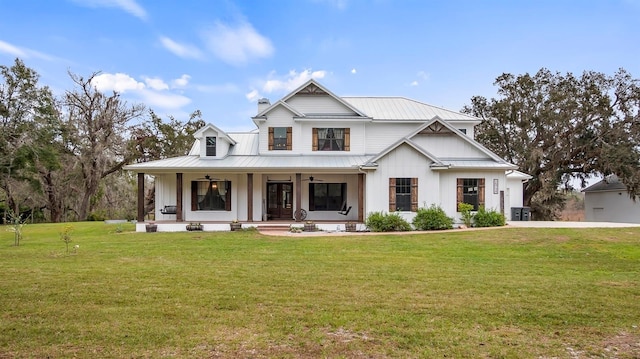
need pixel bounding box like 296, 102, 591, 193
464, 68, 640, 219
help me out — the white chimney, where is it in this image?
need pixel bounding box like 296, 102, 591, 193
257, 98, 270, 114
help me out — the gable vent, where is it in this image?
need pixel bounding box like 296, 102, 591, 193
299, 84, 328, 95
419, 122, 453, 135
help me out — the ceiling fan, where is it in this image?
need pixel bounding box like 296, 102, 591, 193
195, 174, 221, 181
302, 175, 323, 182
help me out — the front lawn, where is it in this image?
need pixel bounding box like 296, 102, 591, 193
1, 222, 639, 358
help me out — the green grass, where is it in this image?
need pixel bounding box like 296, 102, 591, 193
1, 222, 640, 358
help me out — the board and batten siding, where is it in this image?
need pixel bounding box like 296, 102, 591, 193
155, 174, 177, 219
258, 106, 299, 154
299, 122, 366, 154
286, 96, 355, 115
364, 144, 440, 221
363, 123, 424, 154
438, 171, 507, 220
180, 173, 240, 223
410, 135, 488, 159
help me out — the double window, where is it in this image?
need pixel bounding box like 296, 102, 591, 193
309, 183, 346, 211
191, 180, 231, 211
389, 178, 418, 212
313, 128, 350, 151
268, 127, 292, 150
456, 178, 485, 211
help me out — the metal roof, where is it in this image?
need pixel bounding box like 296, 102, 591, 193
124, 154, 372, 173
188, 133, 259, 156
582, 176, 627, 192
433, 160, 518, 170
342, 97, 481, 122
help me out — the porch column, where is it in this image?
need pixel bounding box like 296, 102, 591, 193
247, 173, 253, 222
358, 173, 364, 222
176, 173, 183, 222
295, 173, 302, 222
137, 172, 145, 222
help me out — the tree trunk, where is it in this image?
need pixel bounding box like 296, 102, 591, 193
42, 172, 63, 222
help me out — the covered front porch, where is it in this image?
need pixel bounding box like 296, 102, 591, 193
135, 171, 366, 232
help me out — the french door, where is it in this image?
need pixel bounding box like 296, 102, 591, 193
267, 183, 293, 220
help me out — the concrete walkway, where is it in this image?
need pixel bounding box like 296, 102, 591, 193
258, 221, 640, 236
505, 221, 640, 228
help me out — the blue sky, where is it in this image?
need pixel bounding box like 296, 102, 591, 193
1, 0, 639, 132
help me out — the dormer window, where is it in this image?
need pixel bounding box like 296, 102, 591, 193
206, 137, 216, 156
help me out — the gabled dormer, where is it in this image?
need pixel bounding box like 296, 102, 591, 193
193, 123, 237, 159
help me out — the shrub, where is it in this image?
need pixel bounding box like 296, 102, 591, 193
412, 204, 453, 230
366, 211, 412, 232
87, 211, 106, 221
473, 207, 506, 227
457, 203, 474, 227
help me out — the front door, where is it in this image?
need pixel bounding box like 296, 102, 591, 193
267, 182, 293, 220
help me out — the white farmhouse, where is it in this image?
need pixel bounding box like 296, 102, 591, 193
124, 80, 529, 231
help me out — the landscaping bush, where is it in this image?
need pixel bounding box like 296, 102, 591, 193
458, 202, 474, 227
412, 204, 453, 230
365, 211, 412, 232
473, 207, 506, 227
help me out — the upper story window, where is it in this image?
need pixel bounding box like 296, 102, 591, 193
269, 127, 292, 150
206, 137, 216, 156
313, 128, 350, 151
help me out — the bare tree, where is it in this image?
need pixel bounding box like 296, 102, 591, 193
63, 72, 145, 220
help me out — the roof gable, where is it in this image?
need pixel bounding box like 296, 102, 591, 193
193, 123, 237, 145
253, 99, 305, 118
407, 117, 505, 163
281, 79, 370, 118
366, 137, 443, 166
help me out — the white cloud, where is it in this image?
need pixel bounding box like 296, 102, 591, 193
0, 40, 57, 61
72, 0, 148, 20
144, 77, 169, 91
90, 72, 193, 111
172, 74, 191, 88
246, 69, 327, 102
202, 21, 274, 65
351, 68, 357, 74
410, 71, 430, 86
0, 40, 27, 57
263, 69, 326, 93
245, 89, 260, 102
139, 89, 191, 109
159, 36, 204, 60
91, 73, 145, 93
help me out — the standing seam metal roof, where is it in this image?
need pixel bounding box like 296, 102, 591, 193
342, 97, 480, 122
